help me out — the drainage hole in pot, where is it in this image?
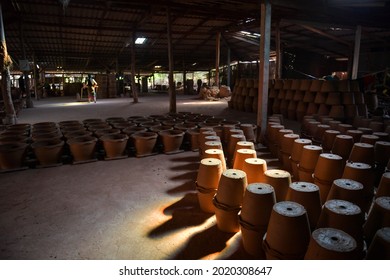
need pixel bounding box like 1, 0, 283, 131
232, 173, 237, 175
257, 187, 263, 190
331, 236, 339, 241
286, 207, 293, 211
345, 182, 351, 186
301, 184, 307, 188
338, 205, 347, 209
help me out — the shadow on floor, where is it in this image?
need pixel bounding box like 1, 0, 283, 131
167, 179, 197, 194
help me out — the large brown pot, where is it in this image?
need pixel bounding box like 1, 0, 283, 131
0, 143, 28, 170
131, 131, 158, 157
67, 136, 98, 162
31, 139, 64, 166
158, 129, 185, 154
100, 133, 129, 158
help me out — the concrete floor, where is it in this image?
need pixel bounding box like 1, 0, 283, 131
0, 93, 298, 260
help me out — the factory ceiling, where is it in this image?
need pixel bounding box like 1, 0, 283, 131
1, 0, 390, 74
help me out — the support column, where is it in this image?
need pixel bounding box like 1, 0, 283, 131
33, 53, 38, 100
351, 25, 361, 80
275, 19, 282, 79
167, 7, 176, 113
257, 0, 271, 143
227, 47, 231, 88
130, 32, 139, 103
215, 32, 221, 87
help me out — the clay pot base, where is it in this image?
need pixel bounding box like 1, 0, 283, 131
72, 158, 98, 165
104, 154, 128, 161
163, 149, 185, 155
135, 151, 159, 158
0, 166, 29, 173
35, 162, 63, 168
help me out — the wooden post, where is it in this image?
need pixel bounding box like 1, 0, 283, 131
0, 3, 17, 124
275, 19, 282, 79
19, 20, 33, 108
130, 32, 139, 103
167, 7, 176, 113
33, 53, 39, 100
257, 0, 271, 143
215, 32, 221, 87
351, 25, 361, 80
227, 47, 231, 88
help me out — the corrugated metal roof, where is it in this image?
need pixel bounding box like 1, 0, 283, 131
1, 0, 389, 73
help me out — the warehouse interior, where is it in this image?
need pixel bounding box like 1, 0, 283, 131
1, 0, 390, 261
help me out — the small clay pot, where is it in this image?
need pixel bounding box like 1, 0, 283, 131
67, 136, 97, 162
326, 178, 366, 213
314, 153, 344, 183
360, 134, 380, 145
0, 142, 28, 170
241, 158, 267, 184
264, 169, 292, 202
239, 124, 256, 143
196, 158, 223, 190
227, 134, 246, 167
316, 199, 365, 252
203, 149, 226, 171
232, 148, 257, 170
203, 141, 223, 154
299, 145, 323, 171
263, 201, 311, 259
100, 133, 129, 158
32, 122, 57, 130
196, 186, 217, 213
346, 129, 364, 143
131, 131, 158, 157
304, 228, 359, 260
285, 182, 321, 230
94, 128, 120, 139
348, 142, 375, 166
240, 183, 276, 227
363, 196, 390, 245
186, 128, 200, 151
290, 138, 313, 163
365, 227, 390, 260
331, 134, 354, 161
87, 123, 112, 132
213, 195, 241, 233
374, 141, 390, 167
64, 130, 92, 140
158, 129, 185, 154
198, 130, 217, 156
376, 172, 390, 198
216, 169, 247, 207
31, 139, 64, 166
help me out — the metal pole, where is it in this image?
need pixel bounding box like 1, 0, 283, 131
351, 25, 361, 80
167, 7, 176, 113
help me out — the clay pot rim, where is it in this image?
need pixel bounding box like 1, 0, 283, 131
66, 136, 97, 145
0, 142, 28, 151
158, 129, 185, 136
99, 133, 129, 141
31, 139, 64, 148
64, 131, 92, 138
131, 131, 158, 139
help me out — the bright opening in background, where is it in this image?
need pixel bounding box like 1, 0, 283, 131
135, 37, 146, 44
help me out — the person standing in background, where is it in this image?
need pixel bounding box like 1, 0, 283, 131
85, 74, 98, 103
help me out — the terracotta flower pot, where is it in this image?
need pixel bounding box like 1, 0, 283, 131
239, 123, 257, 142
346, 129, 364, 143
316, 199, 365, 252
60, 125, 86, 135
374, 141, 390, 167
94, 128, 120, 139
105, 117, 125, 124
342, 161, 375, 212
331, 134, 354, 162
285, 182, 321, 230
32, 122, 57, 130
241, 158, 267, 184
304, 228, 359, 260
0, 135, 29, 145
240, 183, 276, 227
360, 134, 379, 145
83, 118, 104, 125
363, 196, 390, 245
203, 149, 226, 171
232, 148, 257, 170
264, 169, 292, 202
0, 143, 28, 170
365, 227, 390, 260
100, 133, 129, 158
31, 139, 64, 166
203, 141, 223, 155
349, 143, 376, 167
64, 130, 92, 140
326, 178, 366, 213
196, 185, 217, 213
376, 172, 390, 198
227, 134, 246, 167
215, 169, 247, 207
299, 145, 323, 171
87, 123, 112, 132
198, 130, 217, 156
131, 131, 158, 157
313, 153, 344, 183
196, 158, 223, 190
66, 136, 98, 162
186, 128, 200, 151
239, 215, 266, 258
263, 201, 311, 259
213, 196, 241, 233
158, 129, 185, 154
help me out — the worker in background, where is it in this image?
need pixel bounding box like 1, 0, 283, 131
85, 74, 98, 103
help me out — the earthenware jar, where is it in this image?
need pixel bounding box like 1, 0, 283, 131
158, 129, 185, 154
31, 138, 64, 166
360, 134, 379, 145
131, 131, 158, 157
241, 158, 267, 184
215, 169, 247, 207
263, 201, 311, 260
67, 136, 97, 162
331, 134, 354, 163
203, 149, 226, 171
196, 158, 223, 191
304, 228, 359, 260
0, 142, 28, 170
290, 138, 312, 180
326, 178, 366, 213
239, 183, 276, 257
285, 182, 321, 230
232, 148, 257, 170
348, 142, 375, 166
375, 172, 390, 198
239, 123, 257, 142
363, 196, 390, 245
365, 227, 390, 260
316, 199, 365, 253
264, 169, 292, 202
100, 133, 129, 158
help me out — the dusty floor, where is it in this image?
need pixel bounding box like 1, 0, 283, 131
0, 93, 299, 260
